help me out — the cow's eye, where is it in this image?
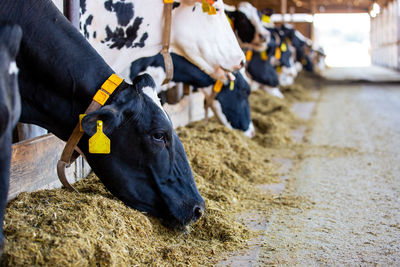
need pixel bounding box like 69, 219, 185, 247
152, 132, 165, 142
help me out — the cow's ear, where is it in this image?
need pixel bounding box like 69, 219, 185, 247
81, 106, 121, 137
0, 24, 22, 58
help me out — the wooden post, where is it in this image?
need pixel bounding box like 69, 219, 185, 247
281, 0, 287, 23
310, 0, 317, 42
63, 0, 80, 29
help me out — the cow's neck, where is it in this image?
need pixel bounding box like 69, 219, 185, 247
0, 0, 114, 141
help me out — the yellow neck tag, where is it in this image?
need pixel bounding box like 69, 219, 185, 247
275, 48, 281, 60
229, 80, 235, 90
89, 120, 111, 154
260, 51, 268, 61
302, 58, 307, 65
261, 15, 270, 23
93, 74, 123, 106
213, 80, 223, 93
246, 50, 253, 61
280, 43, 287, 52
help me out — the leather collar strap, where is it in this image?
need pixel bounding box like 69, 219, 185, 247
201, 81, 224, 125
57, 74, 124, 192
161, 0, 174, 85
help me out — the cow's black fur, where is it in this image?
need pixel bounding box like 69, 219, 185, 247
225, 10, 256, 44
129, 53, 252, 131
0, 24, 22, 255
247, 50, 279, 87
0, 0, 204, 240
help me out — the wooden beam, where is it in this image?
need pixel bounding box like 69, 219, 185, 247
8, 134, 90, 201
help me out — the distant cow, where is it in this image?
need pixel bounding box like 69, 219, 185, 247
129, 52, 255, 137
0, 24, 22, 255
80, 0, 245, 82
0, 0, 204, 244
225, 2, 269, 52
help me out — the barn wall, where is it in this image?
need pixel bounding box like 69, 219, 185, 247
370, 0, 400, 69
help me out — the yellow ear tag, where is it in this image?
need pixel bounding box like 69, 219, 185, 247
89, 120, 110, 154
281, 43, 287, 52
79, 114, 87, 132
229, 80, 235, 90
213, 80, 223, 93
261, 15, 270, 23
276, 66, 282, 73
246, 50, 253, 61
208, 6, 217, 15
260, 51, 268, 61
163, 0, 173, 3
275, 48, 281, 60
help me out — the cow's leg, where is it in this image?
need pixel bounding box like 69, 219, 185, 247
0, 133, 12, 257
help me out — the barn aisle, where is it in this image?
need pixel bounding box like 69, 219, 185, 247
258, 81, 400, 265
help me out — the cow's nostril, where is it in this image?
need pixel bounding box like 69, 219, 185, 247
193, 206, 204, 221
259, 33, 266, 41
240, 60, 245, 68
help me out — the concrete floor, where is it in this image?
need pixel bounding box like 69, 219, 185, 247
221, 67, 400, 266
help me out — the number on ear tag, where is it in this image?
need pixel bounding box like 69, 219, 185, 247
89, 120, 110, 154
213, 80, 223, 93
275, 48, 281, 60
246, 50, 253, 61
260, 51, 268, 61
229, 80, 235, 90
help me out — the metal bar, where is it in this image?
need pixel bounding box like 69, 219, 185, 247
63, 0, 80, 29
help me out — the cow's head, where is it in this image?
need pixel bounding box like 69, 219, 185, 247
171, 0, 245, 82
225, 2, 268, 52
81, 74, 204, 229
215, 70, 255, 138
0, 24, 22, 136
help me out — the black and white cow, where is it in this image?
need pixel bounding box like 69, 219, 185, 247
0, 24, 22, 255
225, 2, 269, 52
80, 0, 245, 82
0, 0, 204, 246
245, 49, 283, 98
129, 52, 255, 137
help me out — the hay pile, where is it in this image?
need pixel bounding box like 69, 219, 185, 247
2, 88, 306, 266
250, 90, 302, 147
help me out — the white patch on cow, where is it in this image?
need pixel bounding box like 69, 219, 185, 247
142, 86, 169, 119
139, 66, 166, 92
213, 99, 233, 130
224, 4, 236, 12
81, 0, 244, 82
239, 68, 250, 84
243, 121, 255, 138
263, 86, 284, 99
294, 29, 306, 42
237, 2, 269, 50
295, 61, 303, 72
8, 61, 18, 75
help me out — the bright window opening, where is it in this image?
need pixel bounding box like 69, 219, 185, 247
314, 13, 371, 67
